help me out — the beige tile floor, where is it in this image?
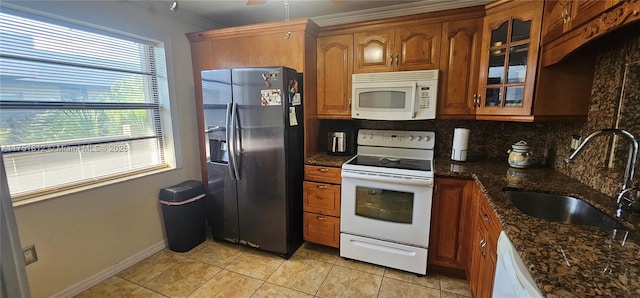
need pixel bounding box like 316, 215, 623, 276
76, 240, 471, 298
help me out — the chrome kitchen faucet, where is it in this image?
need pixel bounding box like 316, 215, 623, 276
615, 187, 640, 217
565, 128, 639, 215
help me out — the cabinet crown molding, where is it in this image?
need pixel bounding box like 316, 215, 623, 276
187, 18, 319, 41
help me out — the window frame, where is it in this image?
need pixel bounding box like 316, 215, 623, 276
0, 7, 177, 202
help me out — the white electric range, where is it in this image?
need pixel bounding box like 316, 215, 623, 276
340, 129, 435, 275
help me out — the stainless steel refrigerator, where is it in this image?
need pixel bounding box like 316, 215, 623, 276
201, 67, 303, 257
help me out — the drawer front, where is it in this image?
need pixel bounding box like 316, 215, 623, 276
303, 212, 340, 248
478, 201, 499, 231
304, 165, 342, 184
303, 181, 341, 216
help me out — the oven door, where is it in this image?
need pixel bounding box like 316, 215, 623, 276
341, 170, 433, 247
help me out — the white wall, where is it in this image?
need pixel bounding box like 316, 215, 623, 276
3, 1, 208, 296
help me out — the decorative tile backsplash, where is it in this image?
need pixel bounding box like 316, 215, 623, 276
320, 33, 640, 198
549, 34, 640, 197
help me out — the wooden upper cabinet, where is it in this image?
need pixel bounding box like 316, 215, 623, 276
317, 34, 353, 119
476, 0, 543, 119
354, 23, 441, 73
354, 29, 394, 73
542, 0, 618, 45
541, 0, 639, 67
542, 0, 573, 44
437, 18, 482, 118
570, 0, 619, 28
395, 24, 442, 71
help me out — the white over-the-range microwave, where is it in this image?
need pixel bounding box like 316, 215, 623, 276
351, 69, 438, 121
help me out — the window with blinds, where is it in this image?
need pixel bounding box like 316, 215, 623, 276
0, 9, 172, 199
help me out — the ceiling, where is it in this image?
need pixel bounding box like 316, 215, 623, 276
160, 0, 490, 29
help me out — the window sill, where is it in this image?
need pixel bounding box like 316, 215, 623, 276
11, 165, 175, 207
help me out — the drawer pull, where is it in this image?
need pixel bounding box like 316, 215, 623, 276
317, 185, 328, 189
316, 216, 328, 220
318, 168, 329, 172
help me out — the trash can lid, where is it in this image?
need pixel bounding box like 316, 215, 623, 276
159, 180, 205, 202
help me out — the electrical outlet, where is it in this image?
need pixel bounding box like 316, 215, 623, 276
570, 135, 582, 151
23, 245, 38, 265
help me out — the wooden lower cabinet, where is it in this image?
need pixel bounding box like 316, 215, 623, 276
303, 165, 341, 248
303, 181, 340, 217
428, 177, 473, 276
304, 165, 342, 185
468, 182, 501, 298
303, 212, 340, 248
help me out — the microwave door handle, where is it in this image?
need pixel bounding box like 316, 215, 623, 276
410, 82, 417, 119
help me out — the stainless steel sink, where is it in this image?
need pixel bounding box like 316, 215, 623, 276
503, 190, 621, 229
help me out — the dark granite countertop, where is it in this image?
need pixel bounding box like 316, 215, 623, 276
435, 157, 640, 297
305, 152, 354, 168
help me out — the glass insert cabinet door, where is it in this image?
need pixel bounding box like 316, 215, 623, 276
355, 186, 414, 224
477, 1, 542, 116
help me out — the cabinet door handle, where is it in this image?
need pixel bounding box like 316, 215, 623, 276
316, 216, 327, 220
561, 7, 571, 24
318, 168, 329, 172
476, 94, 482, 108
473, 94, 478, 109
395, 54, 399, 66
317, 185, 328, 189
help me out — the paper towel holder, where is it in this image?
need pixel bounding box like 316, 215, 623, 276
451, 128, 470, 162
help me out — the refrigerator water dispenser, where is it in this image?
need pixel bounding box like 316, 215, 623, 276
209, 139, 228, 163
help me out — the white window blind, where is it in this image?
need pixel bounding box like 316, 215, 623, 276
0, 9, 171, 198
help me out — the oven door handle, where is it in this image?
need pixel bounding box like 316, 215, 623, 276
342, 171, 433, 187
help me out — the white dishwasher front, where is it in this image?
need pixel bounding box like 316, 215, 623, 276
493, 231, 543, 298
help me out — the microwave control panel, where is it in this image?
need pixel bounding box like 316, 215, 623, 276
414, 80, 437, 120
418, 86, 431, 109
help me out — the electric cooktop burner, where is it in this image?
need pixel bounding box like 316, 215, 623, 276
345, 155, 432, 172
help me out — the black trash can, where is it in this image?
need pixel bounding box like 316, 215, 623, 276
159, 180, 206, 252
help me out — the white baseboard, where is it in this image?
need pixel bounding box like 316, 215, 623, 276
53, 240, 166, 298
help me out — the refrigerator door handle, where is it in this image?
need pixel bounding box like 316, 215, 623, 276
229, 102, 241, 180
225, 102, 238, 180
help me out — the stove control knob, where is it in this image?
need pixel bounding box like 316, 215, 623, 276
409, 135, 415, 141
424, 136, 431, 142
416, 136, 423, 141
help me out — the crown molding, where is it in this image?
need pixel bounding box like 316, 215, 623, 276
187, 18, 317, 41
311, 0, 492, 27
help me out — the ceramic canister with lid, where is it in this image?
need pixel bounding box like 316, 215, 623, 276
507, 141, 534, 168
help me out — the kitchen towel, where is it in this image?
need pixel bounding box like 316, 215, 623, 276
451, 128, 469, 161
